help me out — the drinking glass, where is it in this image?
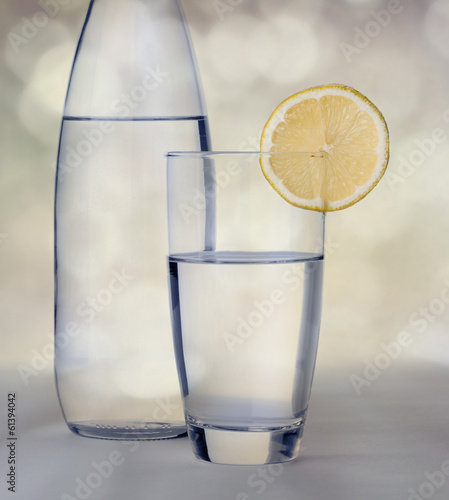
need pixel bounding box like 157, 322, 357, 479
167, 152, 325, 464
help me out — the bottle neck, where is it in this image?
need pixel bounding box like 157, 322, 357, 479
64, 0, 206, 119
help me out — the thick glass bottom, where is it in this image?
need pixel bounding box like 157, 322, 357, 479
67, 421, 187, 440
186, 422, 303, 465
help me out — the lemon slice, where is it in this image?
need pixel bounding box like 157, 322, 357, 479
260, 84, 389, 211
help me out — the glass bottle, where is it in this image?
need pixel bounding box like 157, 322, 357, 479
54, 0, 209, 439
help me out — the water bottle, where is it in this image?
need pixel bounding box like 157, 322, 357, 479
54, 0, 210, 439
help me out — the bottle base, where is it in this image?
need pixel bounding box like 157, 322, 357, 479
67, 421, 187, 440
186, 423, 303, 465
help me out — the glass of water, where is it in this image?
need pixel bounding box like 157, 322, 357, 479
166, 152, 325, 465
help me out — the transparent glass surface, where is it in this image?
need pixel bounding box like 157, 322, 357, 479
167, 152, 325, 463
54, 0, 210, 440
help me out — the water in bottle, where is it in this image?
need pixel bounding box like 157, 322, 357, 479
54, 0, 210, 439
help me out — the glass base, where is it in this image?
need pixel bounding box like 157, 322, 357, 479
67, 421, 187, 440
187, 423, 303, 465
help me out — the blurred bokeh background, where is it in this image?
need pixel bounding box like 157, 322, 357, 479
1, 0, 449, 375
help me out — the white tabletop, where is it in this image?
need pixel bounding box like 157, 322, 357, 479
2, 358, 447, 500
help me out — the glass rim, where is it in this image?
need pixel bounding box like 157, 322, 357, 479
166, 151, 325, 158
